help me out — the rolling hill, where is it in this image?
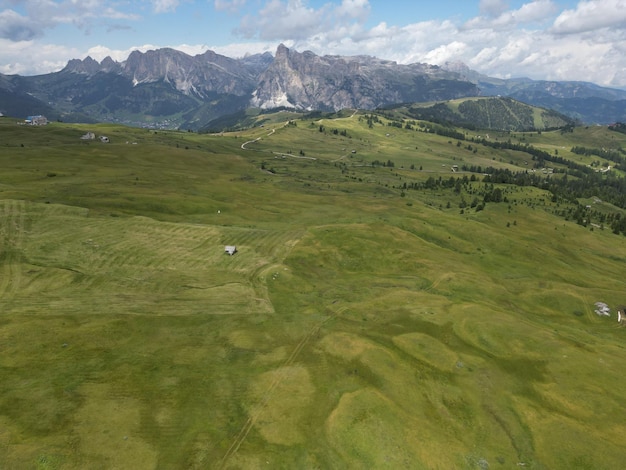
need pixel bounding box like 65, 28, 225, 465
385, 97, 576, 131
1, 113, 626, 468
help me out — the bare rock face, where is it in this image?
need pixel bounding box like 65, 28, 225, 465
250, 44, 479, 111
121, 48, 256, 97
58, 44, 478, 118
99, 56, 120, 73
63, 48, 269, 98
63, 56, 104, 75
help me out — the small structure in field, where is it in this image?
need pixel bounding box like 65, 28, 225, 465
100, 136, 110, 143
594, 302, 611, 317
25, 115, 48, 125
81, 132, 95, 140
224, 245, 237, 256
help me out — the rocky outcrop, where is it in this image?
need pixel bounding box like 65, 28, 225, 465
60, 45, 479, 111
63, 48, 266, 98
250, 44, 478, 111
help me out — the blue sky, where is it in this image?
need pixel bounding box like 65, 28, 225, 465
1, 1, 625, 88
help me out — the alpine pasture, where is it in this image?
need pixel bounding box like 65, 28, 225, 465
1, 114, 626, 469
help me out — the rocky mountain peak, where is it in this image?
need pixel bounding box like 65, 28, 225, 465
441, 61, 486, 83
118, 47, 258, 96
275, 43, 290, 59
63, 56, 102, 75
100, 56, 120, 73
250, 44, 479, 111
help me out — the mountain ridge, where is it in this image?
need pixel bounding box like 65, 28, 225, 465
1, 45, 624, 129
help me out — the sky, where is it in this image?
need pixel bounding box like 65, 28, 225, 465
1, 0, 625, 88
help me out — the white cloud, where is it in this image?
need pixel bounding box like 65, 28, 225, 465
225, 0, 626, 88
237, 0, 325, 40
0, 0, 139, 38
0, 38, 81, 74
0, 9, 39, 41
211, 40, 280, 58
470, 46, 499, 68
514, 0, 556, 22
422, 41, 469, 65
464, 0, 556, 30
151, 0, 180, 13
480, 0, 509, 17
214, 0, 247, 13
236, 0, 370, 41
552, 0, 626, 34
2, 0, 626, 88
85, 44, 158, 62
335, 0, 370, 21
497, 34, 533, 62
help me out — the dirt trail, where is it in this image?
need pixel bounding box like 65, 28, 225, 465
219, 308, 338, 468
423, 272, 454, 293
240, 124, 284, 149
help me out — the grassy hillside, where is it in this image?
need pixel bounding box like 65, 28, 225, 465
391, 97, 575, 131
1, 115, 626, 469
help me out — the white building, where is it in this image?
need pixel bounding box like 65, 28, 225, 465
25, 115, 48, 125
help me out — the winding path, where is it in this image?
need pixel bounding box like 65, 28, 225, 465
240, 127, 278, 149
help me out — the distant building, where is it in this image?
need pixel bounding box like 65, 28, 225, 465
25, 115, 48, 125
81, 132, 95, 140
224, 245, 237, 256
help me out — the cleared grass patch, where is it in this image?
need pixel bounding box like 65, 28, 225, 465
0, 200, 282, 316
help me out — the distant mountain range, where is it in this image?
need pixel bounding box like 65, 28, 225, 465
1, 45, 625, 130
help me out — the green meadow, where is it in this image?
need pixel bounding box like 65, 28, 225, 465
1, 114, 626, 469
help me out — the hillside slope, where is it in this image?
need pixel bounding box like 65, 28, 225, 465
1, 116, 626, 468
391, 97, 575, 131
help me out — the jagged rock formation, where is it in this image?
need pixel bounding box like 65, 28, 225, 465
119, 48, 259, 96
1, 45, 624, 129
250, 44, 478, 110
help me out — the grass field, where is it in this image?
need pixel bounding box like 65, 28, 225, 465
1, 115, 626, 469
